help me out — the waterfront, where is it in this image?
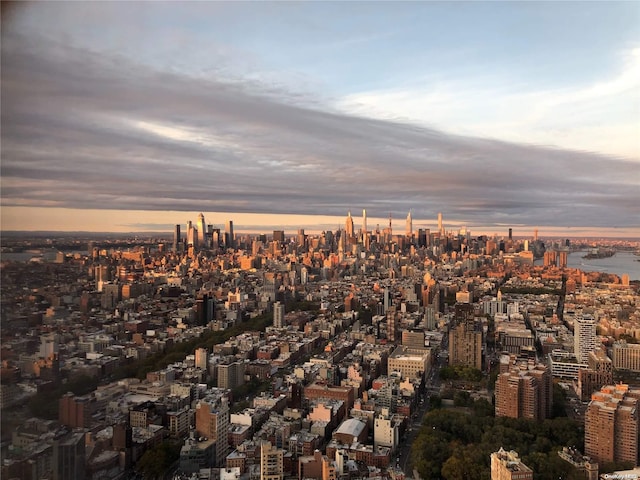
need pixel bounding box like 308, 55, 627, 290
566, 250, 640, 281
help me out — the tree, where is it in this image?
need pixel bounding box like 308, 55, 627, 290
136, 439, 182, 480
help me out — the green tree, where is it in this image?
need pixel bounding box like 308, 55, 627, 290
136, 439, 182, 480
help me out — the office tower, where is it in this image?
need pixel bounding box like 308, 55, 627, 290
195, 347, 208, 371
585, 384, 640, 464
405, 211, 412, 238
574, 314, 597, 364
578, 348, 613, 401
273, 301, 285, 328
187, 220, 196, 247
225, 220, 234, 249
260, 441, 284, 480
345, 211, 354, 239
490, 449, 533, 480
297, 229, 306, 248
438, 212, 443, 235
195, 392, 229, 467
197, 213, 206, 248
173, 224, 181, 252
53, 431, 86, 480
534, 228, 538, 242
495, 364, 552, 420
273, 230, 285, 243
508, 228, 512, 240
212, 228, 221, 248
362, 209, 367, 235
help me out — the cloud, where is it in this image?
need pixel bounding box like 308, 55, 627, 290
1, 31, 639, 231
337, 46, 640, 160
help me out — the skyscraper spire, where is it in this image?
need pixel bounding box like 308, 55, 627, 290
406, 210, 412, 238
346, 210, 354, 239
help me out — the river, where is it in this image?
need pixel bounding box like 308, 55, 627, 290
541, 250, 640, 281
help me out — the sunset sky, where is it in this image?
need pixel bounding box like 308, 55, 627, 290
1, 2, 639, 236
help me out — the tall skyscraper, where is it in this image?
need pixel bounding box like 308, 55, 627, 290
345, 211, 354, 239
437, 212, 443, 235
173, 224, 181, 252
187, 220, 196, 248
225, 220, 234, 249
362, 209, 367, 235
574, 314, 597, 364
405, 211, 412, 238
197, 213, 207, 248
585, 384, 640, 464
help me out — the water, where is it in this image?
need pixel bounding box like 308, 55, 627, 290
566, 250, 640, 281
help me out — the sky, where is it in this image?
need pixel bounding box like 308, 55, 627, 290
1, 1, 639, 236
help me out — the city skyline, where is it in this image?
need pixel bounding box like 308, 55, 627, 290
1, 2, 639, 235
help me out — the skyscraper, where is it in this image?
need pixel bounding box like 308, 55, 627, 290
362, 209, 367, 235
437, 212, 443, 235
574, 314, 597, 364
197, 213, 207, 248
225, 220, 234, 249
187, 220, 196, 248
405, 211, 412, 238
345, 211, 354, 240
173, 224, 181, 252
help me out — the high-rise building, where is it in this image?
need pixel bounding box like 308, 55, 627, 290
273, 301, 285, 328
345, 211, 354, 240
386, 306, 397, 343
437, 212, 443, 235
225, 220, 234, 249
173, 224, 181, 252
195, 391, 230, 467
494, 364, 552, 420
558, 250, 568, 268
260, 441, 284, 480
490, 448, 533, 480
405, 211, 412, 239
362, 209, 367, 235
585, 384, 640, 464
612, 341, 640, 372
217, 361, 246, 390
197, 213, 207, 248
187, 220, 196, 248
195, 347, 208, 371
574, 314, 597, 364
53, 431, 86, 480
448, 304, 483, 370
577, 348, 613, 401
